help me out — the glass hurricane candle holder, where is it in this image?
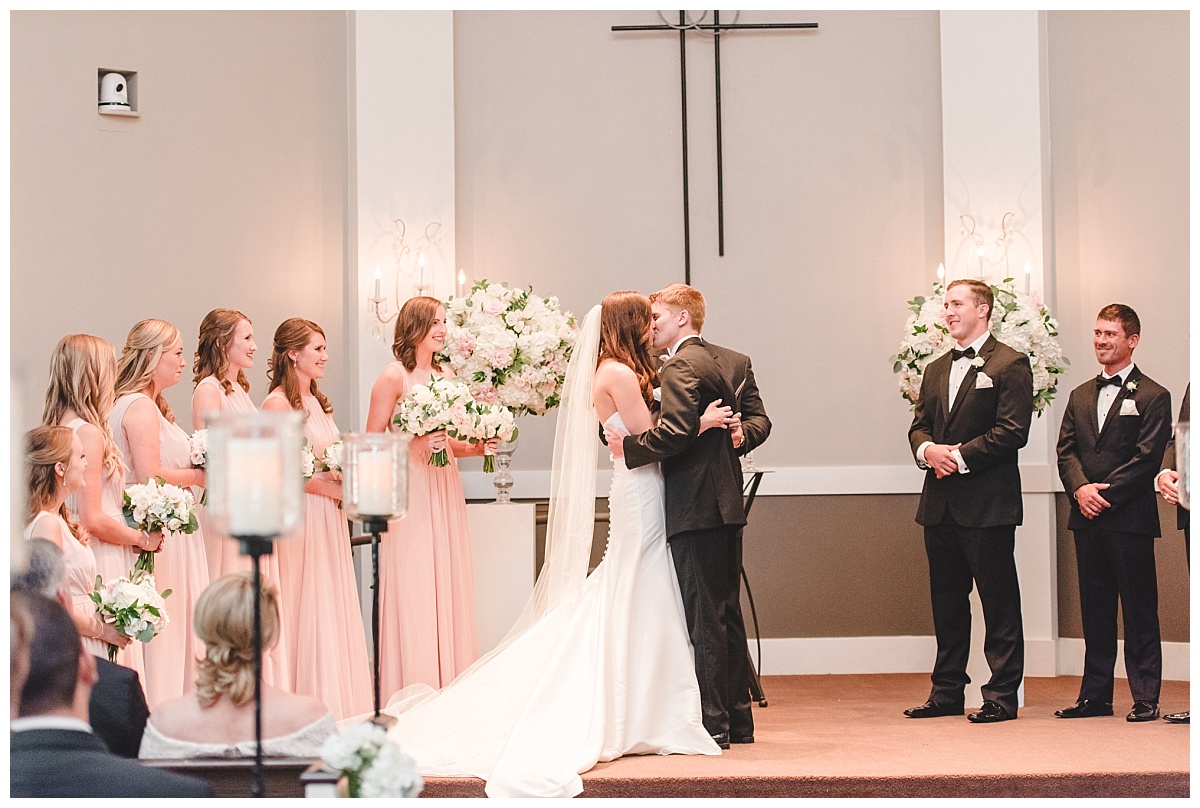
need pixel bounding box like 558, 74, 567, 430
341, 432, 410, 533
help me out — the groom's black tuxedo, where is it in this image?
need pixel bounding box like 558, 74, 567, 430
623, 336, 751, 739
705, 341, 771, 456
908, 334, 1032, 717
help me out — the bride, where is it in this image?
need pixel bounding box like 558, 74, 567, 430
372, 291, 730, 797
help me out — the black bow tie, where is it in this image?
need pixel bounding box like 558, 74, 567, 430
1096, 374, 1123, 389
951, 347, 976, 362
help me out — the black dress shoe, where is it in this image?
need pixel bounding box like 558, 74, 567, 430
1163, 711, 1190, 724
710, 732, 731, 749
967, 700, 1015, 723
903, 701, 964, 718
730, 733, 754, 744
1127, 701, 1159, 722
1055, 699, 1114, 718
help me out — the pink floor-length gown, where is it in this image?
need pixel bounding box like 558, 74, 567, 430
192, 375, 292, 691
379, 362, 478, 696
112, 392, 210, 708
24, 510, 107, 659
64, 417, 146, 681
269, 391, 372, 720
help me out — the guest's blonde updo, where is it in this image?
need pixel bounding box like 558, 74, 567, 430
194, 573, 281, 708
193, 308, 252, 395
115, 319, 181, 423
266, 318, 332, 414
41, 334, 123, 480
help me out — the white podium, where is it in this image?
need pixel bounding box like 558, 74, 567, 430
466, 502, 536, 654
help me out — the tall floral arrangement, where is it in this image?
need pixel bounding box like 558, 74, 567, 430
438, 279, 577, 418
891, 279, 1068, 414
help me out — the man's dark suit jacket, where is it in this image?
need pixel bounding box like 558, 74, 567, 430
1058, 365, 1172, 536
624, 338, 747, 539
908, 335, 1034, 528
704, 341, 771, 456
10, 728, 212, 797
90, 655, 150, 758
1161, 384, 1190, 531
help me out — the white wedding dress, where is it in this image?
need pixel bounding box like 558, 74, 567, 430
371, 306, 719, 798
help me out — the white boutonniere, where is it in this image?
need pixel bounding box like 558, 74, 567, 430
1120, 399, 1139, 416
975, 372, 994, 389
1125, 379, 1139, 393
970, 356, 986, 368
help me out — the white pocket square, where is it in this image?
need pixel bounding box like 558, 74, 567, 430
1120, 398, 1139, 416
974, 372, 994, 389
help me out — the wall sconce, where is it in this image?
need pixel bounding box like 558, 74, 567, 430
369, 218, 443, 341
958, 212, 1016, 280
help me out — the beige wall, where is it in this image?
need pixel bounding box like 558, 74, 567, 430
11, 11, 351, 430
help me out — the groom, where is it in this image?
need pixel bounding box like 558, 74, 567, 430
606, 284, 750, 749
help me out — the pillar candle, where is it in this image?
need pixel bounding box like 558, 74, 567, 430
227, 437, 283, 536
356, 451, 394, 516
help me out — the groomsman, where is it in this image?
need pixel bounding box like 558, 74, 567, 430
1157, 384, 1189, 724
1055, 304, 1172, 723
906, 279, 1033, 723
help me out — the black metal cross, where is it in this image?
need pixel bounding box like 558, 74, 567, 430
613, 11, 818, 283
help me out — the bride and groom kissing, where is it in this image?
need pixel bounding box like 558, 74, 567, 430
373, 283, 770, 798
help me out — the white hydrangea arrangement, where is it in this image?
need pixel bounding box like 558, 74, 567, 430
88, 573, 171, 662
319, 721, 423, 799
438, 279, 577, 417
123, 477, 199, 574
891, 280, 1068, 414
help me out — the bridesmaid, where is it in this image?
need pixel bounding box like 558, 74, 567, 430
113, 319, 210, 708
263, 318, 371, 720
365, 296, 494, 696
23, 425, 130, 660
192, 308, 291, 691
42, 334, 158, 680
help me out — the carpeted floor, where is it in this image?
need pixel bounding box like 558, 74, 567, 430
420, 673, 1190, 798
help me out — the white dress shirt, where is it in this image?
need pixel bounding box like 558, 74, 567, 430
667, 333, 702, 358
10, 715, 93, 734
1097, 363, 1134, 430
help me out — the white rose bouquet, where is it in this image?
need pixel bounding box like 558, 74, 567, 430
439, 279, 577, 417
123, 477, 199, 574
319, 721, 423, 799
88, 572, 172, 662
394, 376, 476, 467
302, 441, 318, 481
188, 429, 209, 467
321, 440, 344, 474
891, 279, 1068, 414
458, 402, 517, 473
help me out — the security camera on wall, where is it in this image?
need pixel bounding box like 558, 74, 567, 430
98, 72, 130, 110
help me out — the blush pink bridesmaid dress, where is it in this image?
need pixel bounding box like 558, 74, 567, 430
378, 362, 478, 698
24, 510, 107, 660
269, 391, 372, 720
112, 392, 210, 708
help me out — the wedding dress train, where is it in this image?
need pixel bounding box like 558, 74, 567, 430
371, 307, 719, 798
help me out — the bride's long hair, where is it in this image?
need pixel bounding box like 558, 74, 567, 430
598, 291, 658, 407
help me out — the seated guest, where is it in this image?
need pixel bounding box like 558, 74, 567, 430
10, 591, 211, 798
138, 573, 335, 759
14, 538, 150, 758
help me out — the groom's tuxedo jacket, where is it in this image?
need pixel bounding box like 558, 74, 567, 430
705, 342, 771, 456
1057, 365, 1172, 536
908, 335, 1033, 529
624, 338, 747, 539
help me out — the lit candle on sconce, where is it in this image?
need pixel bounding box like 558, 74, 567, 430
457, 268, 466, 297
976, 246, 986, 279
936, 263, 945, 285
1024, 260, 1032, 293
374, 266, 381, 300
417, 250, 427, 292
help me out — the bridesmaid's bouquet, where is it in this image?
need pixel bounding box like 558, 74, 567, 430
458, 402, 517, 473
123, 477, 199, 574
301, 440, 318, 480
439, 279, 577, 417
188, 429, 209, 467
321, 440, 344, 474
320, 722, 423, 798
394, 376, 477, 467
89, 572, 172, 662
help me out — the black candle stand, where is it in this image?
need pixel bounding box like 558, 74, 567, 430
360, 516, 396, 728
237, 535, 276, 798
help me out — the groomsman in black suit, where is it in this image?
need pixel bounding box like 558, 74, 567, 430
10, 592, 211, 797
607, 284, 750, 748
906, 279, 1033, 723
1156, 383, 1189, 724
1055, 304, 1172, 723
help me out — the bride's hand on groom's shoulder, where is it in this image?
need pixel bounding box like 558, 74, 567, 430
604, 425, 628, 458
